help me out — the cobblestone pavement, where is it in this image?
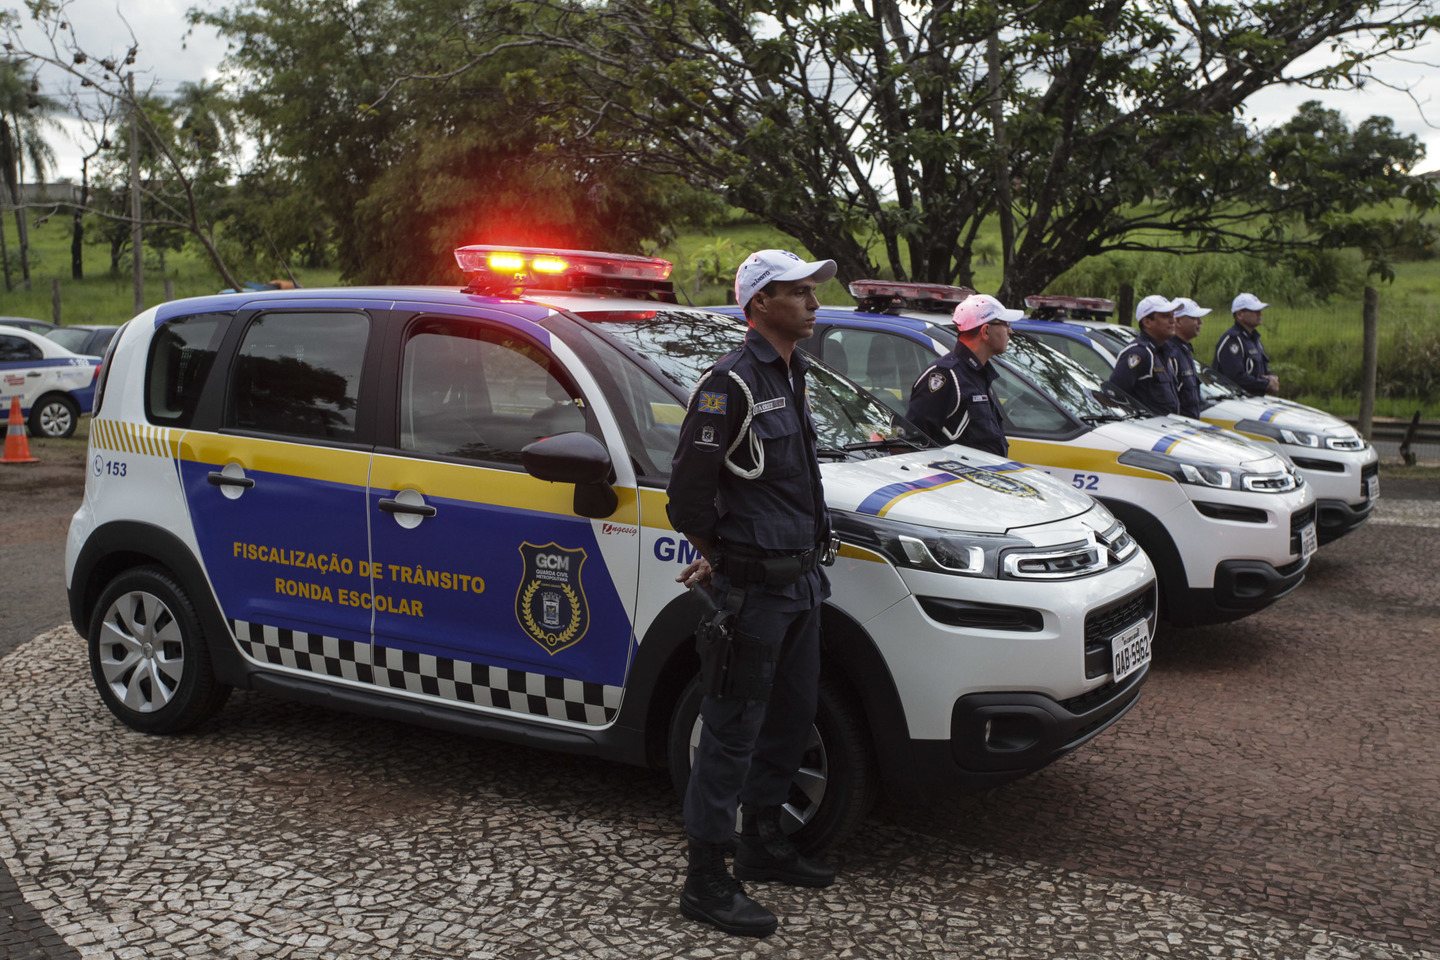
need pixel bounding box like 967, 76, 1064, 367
1, 496, 1437, 959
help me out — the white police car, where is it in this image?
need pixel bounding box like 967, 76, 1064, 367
1016, 301, 1380, 544
67, 248, 1155, 851
751, 281, 1319, 627
0, 324, 101, 438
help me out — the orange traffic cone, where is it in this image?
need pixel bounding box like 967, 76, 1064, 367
1, 396, 40, 464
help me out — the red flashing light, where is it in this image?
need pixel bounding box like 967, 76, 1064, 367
456, 245, 672, 285
848, 279, 977, 302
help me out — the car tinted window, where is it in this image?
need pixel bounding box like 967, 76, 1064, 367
0, 335, 41, 362
1027, 330, 1115, 382
226, 311, 368, 440
399, 317, 592, 465
1001, 333, 1137, 422
989, 365, 1072, 434
817, 327, 934, 415
148, 313, 229, 426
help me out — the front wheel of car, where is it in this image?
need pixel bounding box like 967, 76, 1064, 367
28, 393, 79, 439
87, 566, 231, 734
667, 672, 878, 854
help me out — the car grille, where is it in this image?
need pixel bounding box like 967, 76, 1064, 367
1083, 584, 1156, 679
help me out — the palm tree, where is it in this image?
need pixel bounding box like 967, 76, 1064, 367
0, 60, 59, 293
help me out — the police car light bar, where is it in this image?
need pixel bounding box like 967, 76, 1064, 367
1024, 295, 1117, 315
849, 279, 977, 315
455, 245, 675, 298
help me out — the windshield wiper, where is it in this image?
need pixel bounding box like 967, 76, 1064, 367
1080, 413, 1129, 424
816, 446, 853, 460
842, 434, 931, 452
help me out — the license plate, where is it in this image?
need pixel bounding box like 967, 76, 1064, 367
1365, 475, 1380, 501
1111, 620, 1151, 682
1300, 522, 1318, 559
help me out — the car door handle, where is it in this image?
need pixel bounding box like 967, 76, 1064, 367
207, 471, 255, 489
26, 371, 41, 377
378, 498, 437, 517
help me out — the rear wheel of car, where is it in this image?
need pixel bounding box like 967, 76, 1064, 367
87, 566, 231, 734
28, 393, 79, 439
667, 672, 878, 854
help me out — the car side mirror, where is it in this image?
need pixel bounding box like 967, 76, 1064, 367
521, 432, 619, 519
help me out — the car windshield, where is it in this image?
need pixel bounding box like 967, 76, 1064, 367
1001, 332, 1141, 421
44, 328, 89, 352
564, 308, 915, 476
1085, 325, 1133, 355
1197, 363, 1245, 400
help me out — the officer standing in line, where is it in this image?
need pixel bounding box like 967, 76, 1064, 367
1214, 293, 1280, 396
903, 293, 1020, 456
1107, 294, 1182, 417
665, 249, 838, 938
1167, 297, 1210, 419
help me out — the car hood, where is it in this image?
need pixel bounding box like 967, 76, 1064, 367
821, 445, 1096, 534
1204, 396, 1359, 438
1087, 416, 1290, 470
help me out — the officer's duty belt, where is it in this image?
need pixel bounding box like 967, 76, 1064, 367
717, 544, 826, 587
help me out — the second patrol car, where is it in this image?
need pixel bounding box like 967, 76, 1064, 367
733, 282, 1319, 627
67, 247, 1157, 853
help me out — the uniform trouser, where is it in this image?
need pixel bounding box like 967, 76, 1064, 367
683, 591, 821, 844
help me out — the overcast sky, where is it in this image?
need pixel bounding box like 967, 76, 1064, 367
15, 1, 1440, 182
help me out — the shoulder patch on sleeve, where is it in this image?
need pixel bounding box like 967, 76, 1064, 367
698, 391, 727, 414
928, 372, 946, 392
1127, 354, 1140, 368
1229, 343, 1240, 354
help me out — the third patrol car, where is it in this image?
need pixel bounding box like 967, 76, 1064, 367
0, 324, 100, 438
1015, 299, 1379, 544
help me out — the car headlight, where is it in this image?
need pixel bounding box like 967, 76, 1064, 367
1117, 448, 1304, 493
1236, 419, 1322, 449
830, 511, 1118, 580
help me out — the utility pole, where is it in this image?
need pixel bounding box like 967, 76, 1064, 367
129, 73, 143, 315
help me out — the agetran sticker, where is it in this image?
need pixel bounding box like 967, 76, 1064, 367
927, 460, 1042, 499
516, 543, 590, 655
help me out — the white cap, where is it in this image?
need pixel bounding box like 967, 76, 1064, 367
953, 293, 1024, 332
1173, 297, 1212, 318
734, 249, 838, 309
1232, 293, 1268, 313
1135, 294, 1181, 323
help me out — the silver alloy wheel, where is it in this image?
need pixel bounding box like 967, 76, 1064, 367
97, 590, 185, 713
37, 400, 73, 437
688, 718, 828, 832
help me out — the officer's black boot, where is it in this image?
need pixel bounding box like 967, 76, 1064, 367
733, 804, 836, 888
679, 836, 778, 938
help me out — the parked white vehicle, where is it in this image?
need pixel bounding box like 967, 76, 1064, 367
66, 248, 1156, 854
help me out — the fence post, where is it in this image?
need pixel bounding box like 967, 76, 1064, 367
51, 278, 61, 324
164, 279, 175, 302
1359, 286, 1378, 441
1117, 284, 1134, 326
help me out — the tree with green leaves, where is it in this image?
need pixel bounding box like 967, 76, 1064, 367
472, 0, 1440, 300
194, 0, 717, 284
4, 2, 244, 290
0, 58, 59, 292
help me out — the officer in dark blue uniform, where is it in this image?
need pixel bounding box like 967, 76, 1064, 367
904, 294, 1020, 456
666, 249, 838, 938
1167, 297, 1210, 419
1214, 293, 1279, 396
1107, 295, 1182, 417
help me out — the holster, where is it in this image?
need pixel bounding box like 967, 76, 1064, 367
691, 584, 778, 701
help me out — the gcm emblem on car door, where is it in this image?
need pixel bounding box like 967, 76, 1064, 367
366, 314, 637, 725
178, 311, 376, 656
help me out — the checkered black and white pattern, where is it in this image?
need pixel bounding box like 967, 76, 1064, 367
231, 620, 622, 726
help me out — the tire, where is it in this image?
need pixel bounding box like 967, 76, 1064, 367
667, 673, 878, 854
87, 566, 231, 734
28, 393, 79, 439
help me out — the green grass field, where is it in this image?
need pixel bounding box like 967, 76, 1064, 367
3, 211, 1436, 420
